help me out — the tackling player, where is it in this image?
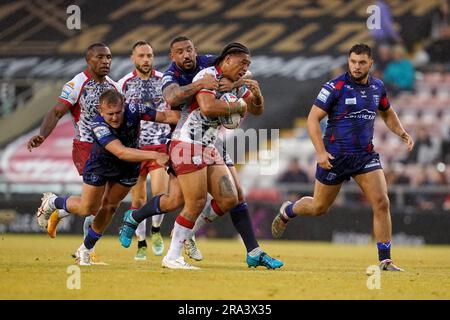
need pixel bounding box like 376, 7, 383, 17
36, 90, 179, 265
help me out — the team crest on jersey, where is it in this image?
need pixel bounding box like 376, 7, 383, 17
373, 95, 380, 106
93, 125, 111, 139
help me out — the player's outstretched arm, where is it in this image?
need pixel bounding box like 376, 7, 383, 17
27, 102, 70, 151
105, 139, 168, 165
378, 108, 414, 151
163, 74, 218, 107
307, 105, 335, 169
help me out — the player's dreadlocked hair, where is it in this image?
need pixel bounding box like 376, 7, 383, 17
214, 42, 250, 65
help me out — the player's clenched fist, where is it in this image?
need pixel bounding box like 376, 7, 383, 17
27, 135, 45, 152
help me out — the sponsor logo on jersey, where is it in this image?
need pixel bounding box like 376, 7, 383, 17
93, 125, 111, 139
345, 97, 357, 105
344, 109, 376, 120
317, 88, 331, 103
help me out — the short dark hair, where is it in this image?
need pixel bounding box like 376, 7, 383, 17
99, 89, 124, 107
349, 43, 372, 58
132, 40, 152, 52
170, 36, 192, 49
215, 42, 250, 65
85, 42, 108, 59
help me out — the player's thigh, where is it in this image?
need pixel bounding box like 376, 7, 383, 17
207, 165, 238, 201
353, 169, 388, 206
177, 167, 208, 208
312, 179, 342, 211
102, 181, 132, 209
150, 167, 170, 196
130, 174, 148, 204
228, 165, 245, 202
80, 183, 105, 213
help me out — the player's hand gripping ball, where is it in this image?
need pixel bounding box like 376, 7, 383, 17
219, 92, 243, 129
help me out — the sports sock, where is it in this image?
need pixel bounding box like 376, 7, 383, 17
152, 214, 164, 228
151, 226, 161, 234
282, 203, 297, 220
166, 215, 194, 260
138, 239, 147, 249
187, 198, 222, 239
377, 241, 391, 261
229, 202, 259, 252
54, 196, 68, 211
83, 226, 102, 250
135, 220, 147, 241
132, 195, 163, 223
83, 215, 95, 238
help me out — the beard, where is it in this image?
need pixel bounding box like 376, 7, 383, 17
349, 69, 369, 83
136, 64, 151, 75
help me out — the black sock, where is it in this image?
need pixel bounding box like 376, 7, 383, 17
83, 226, 102, 250
132, 195, 162, 223
229, 202, 259, 253
138, 240, 147, 248
151, 226, 161, 234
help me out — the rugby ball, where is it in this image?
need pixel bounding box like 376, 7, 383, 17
219, 92, 242, 129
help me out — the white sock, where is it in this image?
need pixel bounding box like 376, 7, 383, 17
166, 221, 192, 260
135, 220, 147, 241
57, 209, 70, 219
152, 214, 164, 228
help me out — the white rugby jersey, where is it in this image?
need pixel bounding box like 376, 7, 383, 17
58, 69, 120, 143
118, 69, 171, 146
172, 65, 250, 147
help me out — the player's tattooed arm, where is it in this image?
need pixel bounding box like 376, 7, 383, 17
27, 101, 70, 151
163, 74, 218, 107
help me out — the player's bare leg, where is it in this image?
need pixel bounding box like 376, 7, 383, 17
272, 180, 342, 238
76, 182, 131, 266
162, 168, 208, 269
353, 169, 403, 271
119, 173, 184, 249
